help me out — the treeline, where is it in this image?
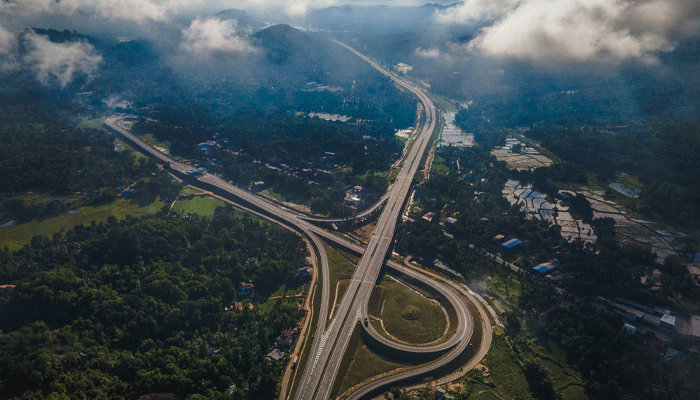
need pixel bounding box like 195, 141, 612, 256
0, 122, 155, 194
0, 209, 307, 399
524, 120, 700, 227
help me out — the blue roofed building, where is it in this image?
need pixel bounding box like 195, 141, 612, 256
501, 238, 522, 252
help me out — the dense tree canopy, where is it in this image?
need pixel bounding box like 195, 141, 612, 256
0, 209, 307, 399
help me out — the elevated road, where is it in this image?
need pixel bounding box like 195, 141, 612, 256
294, 42, 438, 400
104, 41, 489, 400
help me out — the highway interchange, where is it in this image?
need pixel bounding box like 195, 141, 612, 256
105, 41, 492, 400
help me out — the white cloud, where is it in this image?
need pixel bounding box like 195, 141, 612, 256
0, 23, 19, 70
415, 48, 444, 59
0, 0, 198, 23
437, 0, 697, 65
180, 17, 257, 58
0, 24, 16, 54
220, 0, 338, 17
434, 0, 518, 24
23, 31, 103, 87
103, 95, 132, 109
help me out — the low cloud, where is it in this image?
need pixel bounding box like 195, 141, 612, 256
23, 31, 103, 87
434, 0, 518, 24
0, 0, 197, 23
103, 95, 132, 110
228, 0, 338, 18
415, 48, 444, 59
436, 0, 699, 65
0, 24, 18, 70
180, 17, 257, 59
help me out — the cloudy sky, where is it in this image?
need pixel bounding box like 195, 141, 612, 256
0, 0, 698, 86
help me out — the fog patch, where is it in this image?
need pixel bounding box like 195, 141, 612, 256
103, 95, 132, 110
415, 47, 445, 59
0, 24, 19, 70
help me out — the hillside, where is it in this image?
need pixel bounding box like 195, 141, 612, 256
213, 8, 265, 32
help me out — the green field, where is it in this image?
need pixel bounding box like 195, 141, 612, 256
140, 133, 171, 153
0, 197, 167, 252
336, 344, 406, 397
324, 243, 357, 320
430, 154, 450, 175
456, 273, 589, 400
430, 94, 458, 112
77, 117, 107, 131
171, 196, 225, 217
114, 138, 149, 163
376, 278, 447, 344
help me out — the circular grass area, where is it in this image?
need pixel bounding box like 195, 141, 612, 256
377, 280, 448, 344
402, 305, 421, 320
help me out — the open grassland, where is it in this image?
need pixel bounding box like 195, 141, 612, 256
140, 133, 170, 153
0, 197, 166, 252
172, 196, 225, 217
458, 274, 589, 400
336, 342, 406, 398
430, 154, 450, 175
377, 278, 447, 344
429, 94, 458, 112
77, 117, 107, 131
324, 243, 357, 319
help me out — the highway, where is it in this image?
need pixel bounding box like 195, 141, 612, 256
105, 41, 490, 400
293, 41, 438, 400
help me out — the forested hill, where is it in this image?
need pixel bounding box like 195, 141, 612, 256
0, 209, 307, 399
213, 9, 265, 32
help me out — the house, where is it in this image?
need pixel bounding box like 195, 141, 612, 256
660, 314, 677, 332
492, 234, 505, 242
690, 315, 700, 342
663, 348, 688, 364
445, 217, 457, 225
422, 212, 434, 222
224, 385, 237, 395
501, 238, 522, 252
533, 260, 559, 274
622, 323, 638, 335
344, 194, 362, 208
297, 266, 313, 280
238, 282, 254, 296
265, 348, 285, 362
225, 301, 244, 312
280, 328, 298, 347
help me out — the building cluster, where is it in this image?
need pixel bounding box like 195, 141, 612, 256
238, 282, 254, 297
344, 185, 365, 209
591, 296, 700, 342
265, 328, 299, 362
297, 258, 314, 281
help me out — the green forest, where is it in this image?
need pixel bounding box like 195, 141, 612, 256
0, 209, 307, 399
394, 146, 699, 398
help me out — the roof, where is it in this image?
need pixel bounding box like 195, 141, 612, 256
691, 315, 700, 338
660, 314, 676, 326
622, 324, 638, 335
266, 348, 285, 361
502, 238, 522, 248
533, 261, 557, 274
445, 217, 457, 224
